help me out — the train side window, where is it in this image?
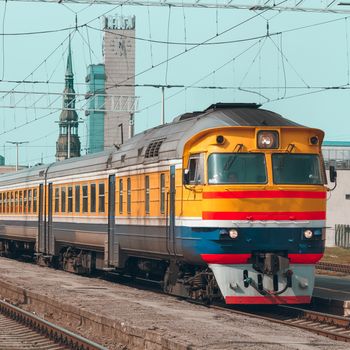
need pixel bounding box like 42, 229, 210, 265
28, 189, 32, 213
127, 178, 131, 214
24, 190, 27, 213
6, 192, 9, 213
160, 173, 165, 214
0, 193, 2, 213
54, 188, 60, 213
19, 191, 23, 213
61, 187, 66, 213
145, 175, 150, 215
119, 179, 123, 214
99, 183, 105, 213
15, 192, 19, 213
10, 192, 14, 213
187, 154, 204, 185
82, 185, 88, 213
90, 184, 96, 213
68, 186, 73, 213
75, 185, 80, 213
33, 189, 37, 213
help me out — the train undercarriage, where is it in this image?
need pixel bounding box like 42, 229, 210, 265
0, 237, 314, 304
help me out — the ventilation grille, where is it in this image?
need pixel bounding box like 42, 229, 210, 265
145, 139, 164, 158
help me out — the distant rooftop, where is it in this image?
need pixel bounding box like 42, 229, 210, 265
323, 141, 350, 147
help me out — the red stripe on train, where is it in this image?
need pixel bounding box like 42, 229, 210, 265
202, 211, 326, 221
201, 253, 252, 264
225, 295, 311, 304
201, 253, 323, 264
203, 190, 326, 199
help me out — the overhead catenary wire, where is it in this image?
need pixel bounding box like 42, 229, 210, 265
102, 0, 290, 91
1, 0, 349, 150
0, 6, 347, 97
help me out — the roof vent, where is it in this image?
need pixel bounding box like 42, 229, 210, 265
145, 139, 165, 158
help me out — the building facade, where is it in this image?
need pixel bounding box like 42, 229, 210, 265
56, 40, 81, 161
322, 141, 350, 246
85, 64, 105, 154
103, 15, 135, 148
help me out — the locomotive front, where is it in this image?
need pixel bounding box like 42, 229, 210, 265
181, 125, 328, 304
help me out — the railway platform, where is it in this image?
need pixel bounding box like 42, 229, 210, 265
314, 274, 350, 316
0, 257, 348, 350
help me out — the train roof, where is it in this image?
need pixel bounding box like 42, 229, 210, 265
0, 103, 304, 185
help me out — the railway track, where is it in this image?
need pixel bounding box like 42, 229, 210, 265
316, 261, 350, 274
214, 304, 350, 343
0, 299, 108, 350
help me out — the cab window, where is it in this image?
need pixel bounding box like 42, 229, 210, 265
187, 153, 204, 185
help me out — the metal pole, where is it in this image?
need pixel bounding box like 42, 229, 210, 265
161, 86, 165, 125
6, 141, 29, 171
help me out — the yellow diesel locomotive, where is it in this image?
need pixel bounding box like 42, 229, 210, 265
0, 103, 333, 304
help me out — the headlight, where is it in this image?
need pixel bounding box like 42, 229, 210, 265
229, 228, 239, 239
257, 130, 279, 149
304, 229, 313, 239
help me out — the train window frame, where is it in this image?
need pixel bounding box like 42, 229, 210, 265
68, 186, 73, 213
75, 185, 80, 213
10, 192, 14, 213
14, 191, 18, 214
0, 193, 2, 213
187, 153, 204, 185
160, 173, 165, 214
33, 189, 37, 213
90, 183, 96, 213
127, 178, 131, 214
272, 153, 324, 185
54, 187, 60, 213
207, 152, 268, 185
61, 187, 66, 213
119, 179, 123, 214
98, 182, 105, 213
82, 185, 88, 213
24, 190, 28, 213
28, 189, 32, 213
145, 175, 150, 215
19, 191, 23, 213
6, 192, 9, 213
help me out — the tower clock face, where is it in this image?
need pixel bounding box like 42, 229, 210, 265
111, 38, 127, 57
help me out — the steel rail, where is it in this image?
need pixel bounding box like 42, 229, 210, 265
0, 299, 108, 350
210, 303, 350, 343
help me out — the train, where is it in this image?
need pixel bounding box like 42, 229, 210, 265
0, 103, 335, 304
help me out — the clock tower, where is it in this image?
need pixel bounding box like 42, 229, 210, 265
103, 15, 136, 148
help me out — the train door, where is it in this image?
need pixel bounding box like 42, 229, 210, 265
37, 184, 45, 253
47, 183, 54, 255
107, 174, 119, 267
167, 165, 177, 256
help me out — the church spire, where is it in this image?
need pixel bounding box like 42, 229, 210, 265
55, 37, 81, 162
65, 37, 74, 90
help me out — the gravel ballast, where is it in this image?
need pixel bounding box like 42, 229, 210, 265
0, 257, 347, 350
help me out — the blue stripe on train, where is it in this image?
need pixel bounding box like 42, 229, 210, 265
177, 226, 325, 261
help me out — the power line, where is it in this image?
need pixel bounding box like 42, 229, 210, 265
103, 0, 290, 91
6, 0, 350, 14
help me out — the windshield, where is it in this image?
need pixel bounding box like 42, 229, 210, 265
208, 153, 267, 184
272, 154, 323, 185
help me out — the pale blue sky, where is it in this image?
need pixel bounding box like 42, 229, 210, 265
1, 2, 350, 165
